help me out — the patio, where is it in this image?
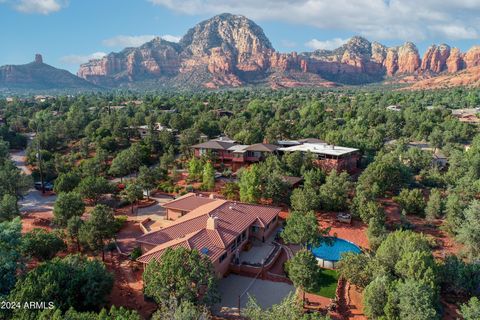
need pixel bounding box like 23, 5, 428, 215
238, 228, 281, 265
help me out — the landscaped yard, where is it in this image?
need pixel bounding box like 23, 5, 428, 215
308, 268, 339, 299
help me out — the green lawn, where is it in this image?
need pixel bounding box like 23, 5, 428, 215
308, 268, 339, 299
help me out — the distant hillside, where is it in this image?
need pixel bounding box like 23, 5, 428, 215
77, 13, 480, 90
0, 54, 98, 91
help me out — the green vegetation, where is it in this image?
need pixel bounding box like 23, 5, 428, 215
308, 268, 339, 299
245, 293, 331, 320
1, 87, 480, 318
143, 247, 220, 307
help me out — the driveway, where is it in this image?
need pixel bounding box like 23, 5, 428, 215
214, 274, 294, 316
10, 149, 31, 175
19, 189, 57, 213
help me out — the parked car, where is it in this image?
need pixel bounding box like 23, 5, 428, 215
34, 181, 54, 191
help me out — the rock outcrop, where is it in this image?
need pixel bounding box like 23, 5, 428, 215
446, 48, 465, 73
75, 13, 480, 89
421, 44, 450, 73
464, 46, 480, 68
0, 55, 97, 90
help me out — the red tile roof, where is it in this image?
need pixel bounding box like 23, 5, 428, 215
161, 193, 216, 211
137, 200, 281, 264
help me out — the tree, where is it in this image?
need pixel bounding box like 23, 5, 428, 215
425, 188, 443, 221
66, 216, 83, 252
0, 217, 22, 296
0, 194, 19, 222
152, 297, 211, 320
21, 228, 66, 261
221, 182, 239, 200
444, 192, 466, 235
393, 188, 425, 216
396, 279, 439, 320
0, 161, 32, 201
37, 306, 141, 320
53, 192, 85, 227
318, 169, 351, 211
456, 200, 480, 262
290, 187, 319, 213
367, 216, 387, 251
53, 171, 81, 193
143, 247, 220, 306
460, 297, 480, 320
137, 165, 160, 199
375, 230, 431, 275
202, 161, 215, 191
79, 205, 116, 261
363, 275, 390, 319
76, 176, 113, 204
285, 249, 319, 305
109, 143, 148, 178
9, 254, 113, 319
121, 181, 144, 214
244, 292, 330, 320
356, 152, 412, 196
394, 250, 438, 289
439, 255, 480, 296
238, 165, 261, 203
187, 157, 203, 182
337, 252, 373, 288
282, 211, 326, 247
303, 168, 325, 190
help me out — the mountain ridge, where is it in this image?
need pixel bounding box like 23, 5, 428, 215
0, 54, 98, 91
77, 14, 480, 89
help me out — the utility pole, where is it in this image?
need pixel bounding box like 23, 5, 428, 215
35, 129, 45, 194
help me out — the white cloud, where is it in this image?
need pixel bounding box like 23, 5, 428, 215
161, 34, 182, 43
102, 34, 181, 47
14, 0, 67, 14
147, 0, 480, 41
305, 38, 348, 50
428, 24, 478, 40
60, 52, 107, 65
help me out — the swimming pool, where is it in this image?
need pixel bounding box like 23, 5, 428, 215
310, 237, 361, 269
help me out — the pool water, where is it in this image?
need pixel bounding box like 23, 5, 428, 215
311, 237, 361, 262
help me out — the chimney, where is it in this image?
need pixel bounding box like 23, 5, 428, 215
209, 194, 215, 199
35, 54, 43, 64
206, 216, 218, 230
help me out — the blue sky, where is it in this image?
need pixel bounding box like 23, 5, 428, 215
1, 0, 480, 73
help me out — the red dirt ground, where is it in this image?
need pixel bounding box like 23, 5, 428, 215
346, 285, 366, 320
106, 254, 157, 319
21, 211, 54, 233
317, 211, 370, 250
381, 198, 462, 258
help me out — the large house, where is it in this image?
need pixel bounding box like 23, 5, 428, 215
191, 137, 279, 170
192, 137, 359, 172
136, 194, 281, 277
278, 142, 360, 173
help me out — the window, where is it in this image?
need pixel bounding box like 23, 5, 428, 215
219, 252, 227, 263
241, 230, 247, 240
251, 226, 258, 233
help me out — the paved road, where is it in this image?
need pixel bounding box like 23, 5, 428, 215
19, 190, 57, 213
10, 137, 57, 213
10, 149, 31, 175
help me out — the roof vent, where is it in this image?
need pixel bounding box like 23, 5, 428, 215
209, 194, 215, 199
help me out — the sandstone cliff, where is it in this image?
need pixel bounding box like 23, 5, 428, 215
75, 13, 480, 89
